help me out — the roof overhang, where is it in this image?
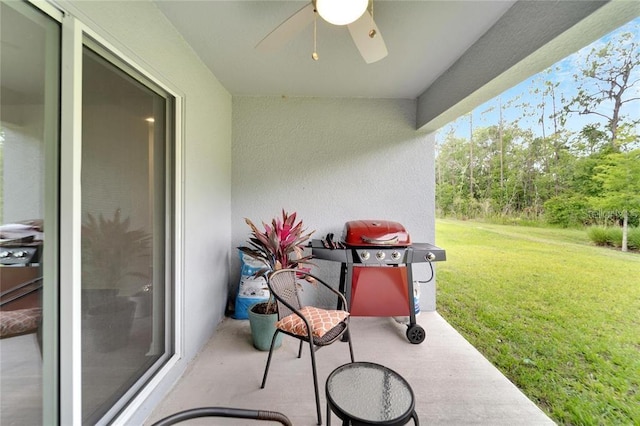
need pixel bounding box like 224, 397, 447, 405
417, 0, 640, 132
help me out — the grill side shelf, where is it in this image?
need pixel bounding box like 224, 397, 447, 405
311, 239, 350, 263
312, 240, 446, 264
408, 243, 447, 263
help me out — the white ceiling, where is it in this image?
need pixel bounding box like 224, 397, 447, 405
154, 0, 636, 130
153, 0, 517, 99
3, 1, 626, 131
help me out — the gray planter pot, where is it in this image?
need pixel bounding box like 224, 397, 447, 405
248, 302, 283, 351
86, 297, 136, 352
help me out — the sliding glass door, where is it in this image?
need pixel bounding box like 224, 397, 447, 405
0, 2, 60, 425
1, 2, 176, 424
80, 43, 174, 424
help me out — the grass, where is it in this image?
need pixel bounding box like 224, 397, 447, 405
435, 219, 640, 425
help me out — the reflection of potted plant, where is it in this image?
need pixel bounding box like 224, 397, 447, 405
238, 210, 314, 350
82, 209, 151, 295
81, 209, 151, 351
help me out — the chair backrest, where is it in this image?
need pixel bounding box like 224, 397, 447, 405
268, 269, 303, 320
151, 407, 292, 426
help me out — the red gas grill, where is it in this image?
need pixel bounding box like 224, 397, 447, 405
312, 220, 446, 344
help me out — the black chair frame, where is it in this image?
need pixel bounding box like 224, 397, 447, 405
151, 406, 292, 425
260, 269, 355, 425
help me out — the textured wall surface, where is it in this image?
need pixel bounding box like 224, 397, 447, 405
231, 96, 439, 311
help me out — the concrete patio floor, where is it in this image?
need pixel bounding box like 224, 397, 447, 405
146, 312, 555, 425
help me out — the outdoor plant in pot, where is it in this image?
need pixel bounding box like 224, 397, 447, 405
238, 210, 314, 350
81, 209, 151, 351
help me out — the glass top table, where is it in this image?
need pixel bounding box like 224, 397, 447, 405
325, 362, 418, 425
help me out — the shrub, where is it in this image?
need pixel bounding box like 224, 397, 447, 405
544, 196, 589, 228
587, 226, 639, 250
606, 227, 623, 247
627, 228, 640, 250
436, 184, 456, 216
587, 227, 609, 246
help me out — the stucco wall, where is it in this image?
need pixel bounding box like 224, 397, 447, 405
231, 97, 438, 312
62, 0, 232, 422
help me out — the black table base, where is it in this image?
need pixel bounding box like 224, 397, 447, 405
325, 362, 419, 426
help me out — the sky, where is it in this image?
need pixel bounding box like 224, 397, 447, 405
438, 16, 640, 143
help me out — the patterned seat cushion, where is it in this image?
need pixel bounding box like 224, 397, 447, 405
0, 308, 42, 338
276, 306, 349, 338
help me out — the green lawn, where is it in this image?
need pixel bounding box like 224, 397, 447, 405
435, 219, 640, 425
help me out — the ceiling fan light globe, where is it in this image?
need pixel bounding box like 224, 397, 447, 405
316, 0, 368, 26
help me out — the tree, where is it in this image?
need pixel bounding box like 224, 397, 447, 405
591, 149, 640, 251
435, 21, 640, 223
572, 124, 609, 156
562, 27, 640, 152
435, 129, 474, 216
468, 112, 474, 198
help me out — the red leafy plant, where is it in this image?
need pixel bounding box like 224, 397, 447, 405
238, 210, 315, 314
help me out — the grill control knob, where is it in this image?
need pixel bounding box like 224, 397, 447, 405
0, 251, 10, 258
360, 251, 370, 261
376, 251, 386, 260
391, 251, 401, 261
425, 252, 436, 261
13, 251, 27, 258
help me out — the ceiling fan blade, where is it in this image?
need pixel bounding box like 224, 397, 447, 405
256, 3, 315, 52
347, 10, 388, 64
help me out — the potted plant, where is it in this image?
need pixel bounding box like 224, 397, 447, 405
238, 210, 314, 350
81, 209, 151, 351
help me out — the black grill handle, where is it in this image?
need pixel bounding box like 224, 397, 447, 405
361, 236, 399, 245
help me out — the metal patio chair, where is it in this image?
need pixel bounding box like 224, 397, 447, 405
0, 277, 43, 354
151, 407, 292, 425
260, 269, 355, 425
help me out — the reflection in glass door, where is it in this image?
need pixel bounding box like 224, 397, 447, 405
0, 2, 60, 425
80, 44, 174, 424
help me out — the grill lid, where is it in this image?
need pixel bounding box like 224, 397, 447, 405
343, 220, 411, 247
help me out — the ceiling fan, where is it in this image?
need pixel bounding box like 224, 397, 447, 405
256, 0, 388, 64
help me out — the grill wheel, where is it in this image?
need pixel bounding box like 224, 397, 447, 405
406, 324, 426, 344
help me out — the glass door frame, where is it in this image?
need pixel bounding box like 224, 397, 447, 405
26, 1, 186, 424
39, 2, 63, 424
0, 0, 62, 423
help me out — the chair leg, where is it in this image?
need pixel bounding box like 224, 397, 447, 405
308, 339, 322, 425
346, 329, 355, 363
260, 330, 281, 389
297, 340, 304, 358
